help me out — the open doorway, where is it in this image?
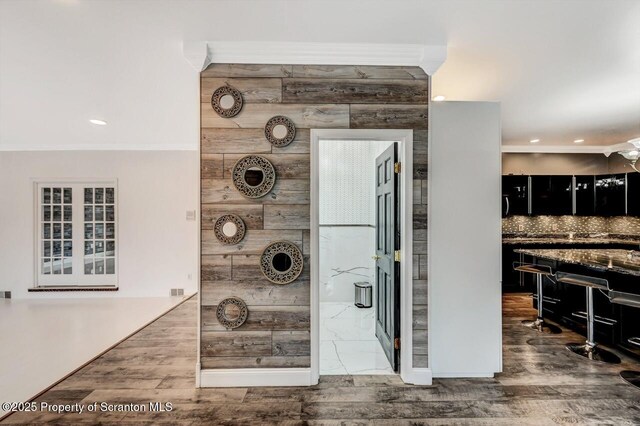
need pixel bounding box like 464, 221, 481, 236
316, 138, 398, 375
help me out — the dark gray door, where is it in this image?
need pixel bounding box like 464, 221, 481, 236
374, 143, 400, 371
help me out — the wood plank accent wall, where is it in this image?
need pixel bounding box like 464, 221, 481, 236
200, 64, 429, 370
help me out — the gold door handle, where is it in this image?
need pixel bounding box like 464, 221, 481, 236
372, 255, 381, 260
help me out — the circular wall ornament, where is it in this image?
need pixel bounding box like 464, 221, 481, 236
232, 155, 276, 198
260, 241, 304, 285
211, 85, 243, 118
264, 115, 296, 147
216, 297, 248, 330
214, 214, 246, 245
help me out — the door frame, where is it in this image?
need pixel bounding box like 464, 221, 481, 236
310, 129, 418, 384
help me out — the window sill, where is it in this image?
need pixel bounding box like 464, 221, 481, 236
28, 286, 119, 292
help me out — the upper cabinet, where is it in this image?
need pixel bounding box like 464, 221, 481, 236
574, 175, 596, 216
502, 175, 530, 217
530, 175, 573, 216
595, 174, 626, 216
626, 173, 640, 216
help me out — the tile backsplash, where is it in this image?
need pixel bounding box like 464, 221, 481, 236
503, 216, 640, 236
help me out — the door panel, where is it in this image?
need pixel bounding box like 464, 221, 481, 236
375, 143, 399, 371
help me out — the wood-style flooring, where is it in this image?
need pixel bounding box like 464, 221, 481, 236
2, 294, 640, 425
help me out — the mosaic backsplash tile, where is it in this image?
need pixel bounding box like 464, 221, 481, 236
503, 216, 640, 236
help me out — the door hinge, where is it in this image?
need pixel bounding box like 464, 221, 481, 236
394, 337, 400, 350
394, 250, 401, 262
394, 162, 401, 174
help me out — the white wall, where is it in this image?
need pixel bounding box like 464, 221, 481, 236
429, 102, 502, 377
0, 151, 199, 299
318, 140, 392, 303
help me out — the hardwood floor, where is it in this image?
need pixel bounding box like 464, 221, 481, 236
2, 294, 640, 425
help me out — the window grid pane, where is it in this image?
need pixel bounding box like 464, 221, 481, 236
84, 186, 116, 275
41, 186, 72, 275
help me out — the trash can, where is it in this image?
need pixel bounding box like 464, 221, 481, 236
354, 282, 373, 308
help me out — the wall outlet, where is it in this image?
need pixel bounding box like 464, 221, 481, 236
552, 224, 558, 231
1, 291, 11, 299
187, 273, 192, 280
518, 224, 525, 232
171, 288, 184, 296
186, 210, 196, 221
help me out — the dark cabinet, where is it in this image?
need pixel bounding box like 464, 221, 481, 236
595, 174, 626, 216
574, 175, 596, 216
530, 175, 573, 215
626, 173, 640, 216
502, 175, 529, 217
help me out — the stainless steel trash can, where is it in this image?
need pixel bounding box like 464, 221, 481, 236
354, 282, 372, 308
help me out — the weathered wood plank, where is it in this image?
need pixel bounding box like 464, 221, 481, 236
201, 331, 272, 357
202, 229, 303, 255
413, 205, 427, 229
272, 331, 310, 356
223, 154, 310, 179
232, 254, 310, 282
201, 128, 311, 155
302, 230, 310, 255
412, 329, 428, 355
350, 104, 428, 129
202, 306, 310, 331
201, 255, 232, 281
413, 238, 427, 255
201, 178, 310, 205
291, 65, 428, 80
202, 63, 293, 78
202, 128, 271, 154
201, 103, 350, 129
421, 179, 428, 204
201, 279, 310, 306
201, 356, 310, 369
413, 180, 422, 205
201, 78, 282, 103
201, 154, 224, 179
419, 255, 428, 280
201, 204, 263, 230
282, 78, 428, 104
263, 204, 310, 230
413, 280, 428, 305
413, 228, 427, 242
412, 255, 420, 280
413, 305, 428, 330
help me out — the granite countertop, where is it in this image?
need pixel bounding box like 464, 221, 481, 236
514, 248, 640, 276
503, 234, 640, 246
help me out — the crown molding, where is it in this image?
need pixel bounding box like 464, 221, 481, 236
502, 144, 614, 154
0, 144, 197, 152
183, 41, 447, 75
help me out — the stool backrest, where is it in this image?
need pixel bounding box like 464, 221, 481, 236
556, 271, 609, 291
513, 262, 554, 276
609, 290, 640, 309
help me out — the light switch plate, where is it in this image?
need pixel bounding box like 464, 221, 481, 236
186, 210, 196, 221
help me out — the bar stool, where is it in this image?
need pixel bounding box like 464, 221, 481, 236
556, 272, 621, 364
513, 263, 562, 334
609, 290, 640, 389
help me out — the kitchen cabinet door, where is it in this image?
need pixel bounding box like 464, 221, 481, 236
502, 175, 529, 217
574, 175, 596, 216
530, 175, 573, 215
626, 173, 640, 216
595, 174, 626, 216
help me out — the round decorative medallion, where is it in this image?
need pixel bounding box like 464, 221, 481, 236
260, 241, 304, 285
211, 85, 243, 118
232, 155, 276, 199
264, 115, 296, 147
214, 214, 246, 245
216, 297, 248, 330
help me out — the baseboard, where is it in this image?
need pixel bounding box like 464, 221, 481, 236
402, 367, 433, 385
199, 368, 313, 387
432, 371, 496, 378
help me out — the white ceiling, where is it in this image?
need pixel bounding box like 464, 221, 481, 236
0, 0, 638, 151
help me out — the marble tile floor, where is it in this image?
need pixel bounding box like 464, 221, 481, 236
320, 302, 394, 375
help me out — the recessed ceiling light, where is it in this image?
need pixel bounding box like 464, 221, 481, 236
433, 95, 445, 102
89, 119, 107, 126
529, 139, 540, 143
574, 139, 584, 143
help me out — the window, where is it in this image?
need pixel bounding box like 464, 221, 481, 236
35, 181, 117, 287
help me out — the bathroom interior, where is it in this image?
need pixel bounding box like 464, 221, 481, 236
318, 139, 396, 375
